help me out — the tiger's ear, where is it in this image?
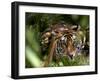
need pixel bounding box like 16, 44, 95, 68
71, 25, 80, 31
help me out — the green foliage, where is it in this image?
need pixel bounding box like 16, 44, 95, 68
25, 13, 89, 68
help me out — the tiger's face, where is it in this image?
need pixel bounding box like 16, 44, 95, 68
41, 23, 80, 59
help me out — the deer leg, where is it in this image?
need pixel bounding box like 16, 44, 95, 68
44, 39, 57, 67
